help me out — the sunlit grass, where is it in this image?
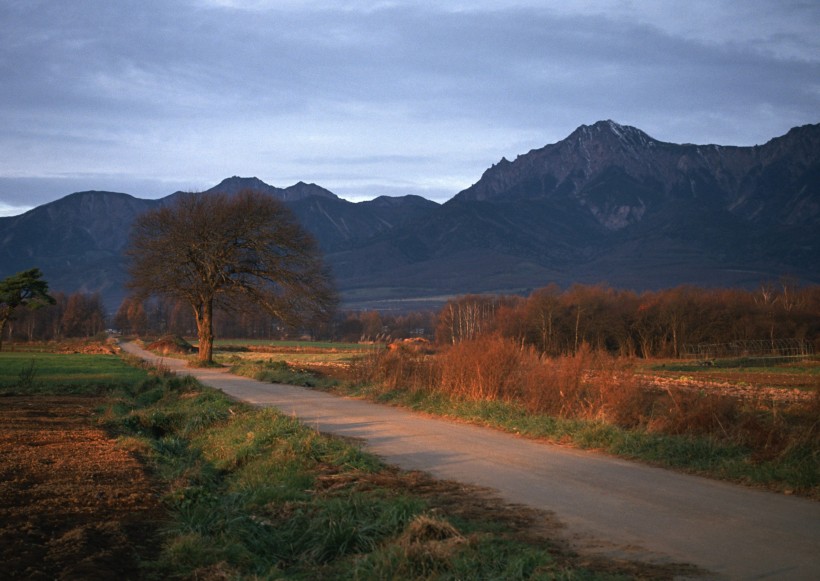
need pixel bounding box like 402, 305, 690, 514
165, 338, 381, 367
216, 350, 361, 365
205, 338, 374, 351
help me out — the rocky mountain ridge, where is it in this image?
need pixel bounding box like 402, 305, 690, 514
457, 120, 819, 229
1, 120, 817, 311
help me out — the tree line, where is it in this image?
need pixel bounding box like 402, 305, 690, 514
434, 281, 820, 358
2, 289, 106, 345
113, 295, 436, 344
6, 279, 819, 360
111, 279, 819, 359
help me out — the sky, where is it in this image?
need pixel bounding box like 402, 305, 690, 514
0, 1, 818, 217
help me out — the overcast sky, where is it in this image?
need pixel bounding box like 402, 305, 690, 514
1, 1, 818, 216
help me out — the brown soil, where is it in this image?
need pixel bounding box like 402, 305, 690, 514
644, 369, 818, 403
0, 396, 165, 580
145, 335, 195, 356
54, 341, 121, 355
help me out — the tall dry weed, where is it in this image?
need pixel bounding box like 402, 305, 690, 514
646, 389, 739, 437
357, 345, 439, 393
519, 344, 650, 426
437, 335, 532, 401
362, 336, 820, 463
434, 337, 651, 426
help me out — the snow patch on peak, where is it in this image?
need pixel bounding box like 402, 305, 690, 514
597, 120, 655, 149
603, 119, 626, 139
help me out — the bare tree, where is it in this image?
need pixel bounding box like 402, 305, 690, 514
126, 190, 337, 364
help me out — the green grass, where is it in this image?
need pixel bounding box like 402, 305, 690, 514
0, 351, 149, 394
647, 356, 820, 374
229, 359, 340, 389
99, 370, 628, 579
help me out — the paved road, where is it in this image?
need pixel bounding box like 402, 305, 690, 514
122, 342, 820, 580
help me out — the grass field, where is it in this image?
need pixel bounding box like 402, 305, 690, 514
219, 350, 364, 366
0, 351, 148, 393
647, 356, 820, 375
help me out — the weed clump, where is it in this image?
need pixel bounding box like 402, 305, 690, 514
394, 515, 467, 576
16, 359, 38, 389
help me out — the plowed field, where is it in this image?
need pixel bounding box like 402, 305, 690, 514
0, 396, 164, 580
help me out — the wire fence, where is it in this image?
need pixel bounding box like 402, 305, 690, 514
682, 338, 815, 366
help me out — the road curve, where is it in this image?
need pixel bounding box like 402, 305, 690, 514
121, 342, 820, 580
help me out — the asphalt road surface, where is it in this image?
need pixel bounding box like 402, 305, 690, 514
121, 342, 820, 580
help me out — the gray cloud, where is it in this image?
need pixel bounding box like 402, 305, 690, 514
0, 1, 817, 215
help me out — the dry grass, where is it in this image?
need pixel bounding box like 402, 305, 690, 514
357, 335, 820, 463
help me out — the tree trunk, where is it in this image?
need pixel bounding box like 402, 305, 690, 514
195, 298, 214, 364
574, 306, 582, 354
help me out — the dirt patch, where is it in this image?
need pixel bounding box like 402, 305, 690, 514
644, 371, 818, 403
145, 335, 196, 356
0, 396, 165, 580
54, 341, 121, 355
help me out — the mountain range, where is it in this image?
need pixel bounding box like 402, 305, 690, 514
1, 120, 818, 312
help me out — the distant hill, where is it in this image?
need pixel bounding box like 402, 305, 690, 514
1, 121, 818, 312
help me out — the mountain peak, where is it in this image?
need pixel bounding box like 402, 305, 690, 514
207, 176, 280, 196
282, 181, 338, 201
453, 120, 819, 234
206, 176, 337, 201
571, 120, 656, 149
455, 121, 661, 203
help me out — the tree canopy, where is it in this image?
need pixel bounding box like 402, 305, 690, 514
0, 268, 55, 351
126, 190, 337, 363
